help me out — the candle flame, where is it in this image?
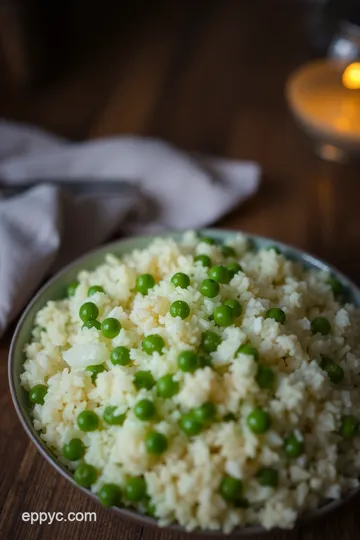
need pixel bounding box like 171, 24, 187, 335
342, 62, 360, 90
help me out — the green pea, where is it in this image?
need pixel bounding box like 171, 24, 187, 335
88, 285, 105, 296
82, 319, 101, 330
133, 371, 155, 390
136, 274, 155, 295
236, 343, 259, 361
223, 413, 236, 422
193, 402, 216, 424
171, 272, 190, 289
226, 262, 243, 278
221, 245, 236, 258
77, 410, 100, 432
125, 477, 147, 502
145, 431, 168, 455
200, 279, 220, 298
103, 406, 126, 426
79, 302, 99, 323
62, 438, 85, 461
213, 305, 234, 327
224, 299, 242, 318
134, 399, 156, 421
111, 346, 131, 366
256, 468, 279, 487
265, 308, 286, 324
339, 415, 359, 439
235, 498, 250, 509
201, 330, 221, 352
180, 413, 203, 436
209, 265, 231, 284
200, 236, 216, 245
156, 375, 179, 398
178, 350, 198, 372
142, 334, 165, 355
29, 384, 47, 405
145, 498, 157, 518
74, 463, 97, 487
255, 364, 275, 389
326, 363, 344, 384
311, 317, 331, 336
86, 363, 105, 383
219, 476, 244, 503
198, 353, 213, 368
320, 356, 344, 384
327, 276, 343, 298
66, 281, 79, 298
98, 483, 122, 507
170, 300, 190, 320
283, 433, 304, 458
266, 245, 281, 254
101, 317, 121, 339
247, 408, 271, 434
194, 254, 211, 267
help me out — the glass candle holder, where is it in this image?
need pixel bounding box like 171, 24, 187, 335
286, 59, 360, 162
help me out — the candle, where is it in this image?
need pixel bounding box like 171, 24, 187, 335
286, 60, 360, 160
342, 62, 360, 89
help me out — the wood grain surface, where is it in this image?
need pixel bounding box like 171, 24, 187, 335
1, 1, 359, 539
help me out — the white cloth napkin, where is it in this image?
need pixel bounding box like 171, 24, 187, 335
0, 120, 260, 335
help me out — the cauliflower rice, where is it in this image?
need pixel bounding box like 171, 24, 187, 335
20, 232, 360, 532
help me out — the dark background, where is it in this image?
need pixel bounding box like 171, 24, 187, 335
0, 1, 360, 539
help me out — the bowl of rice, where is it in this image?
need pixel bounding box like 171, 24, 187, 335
8, 229, 360, 535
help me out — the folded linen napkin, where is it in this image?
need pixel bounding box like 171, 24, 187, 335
0, 120, 260, 336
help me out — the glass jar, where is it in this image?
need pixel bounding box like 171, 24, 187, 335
328, 20, 360, 60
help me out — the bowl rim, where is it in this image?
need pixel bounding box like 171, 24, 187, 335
8, 228, 360, 537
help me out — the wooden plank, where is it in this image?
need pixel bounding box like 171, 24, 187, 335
0, 3, 30, 87
90, 0, 204, 138
141, 527, 300, 540
299, 494, 360, 540
1, 1, 360, 540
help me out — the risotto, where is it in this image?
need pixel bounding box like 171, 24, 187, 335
20, 232, 360, 532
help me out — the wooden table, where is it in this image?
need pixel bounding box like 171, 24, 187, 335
1, 1, 359, 539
